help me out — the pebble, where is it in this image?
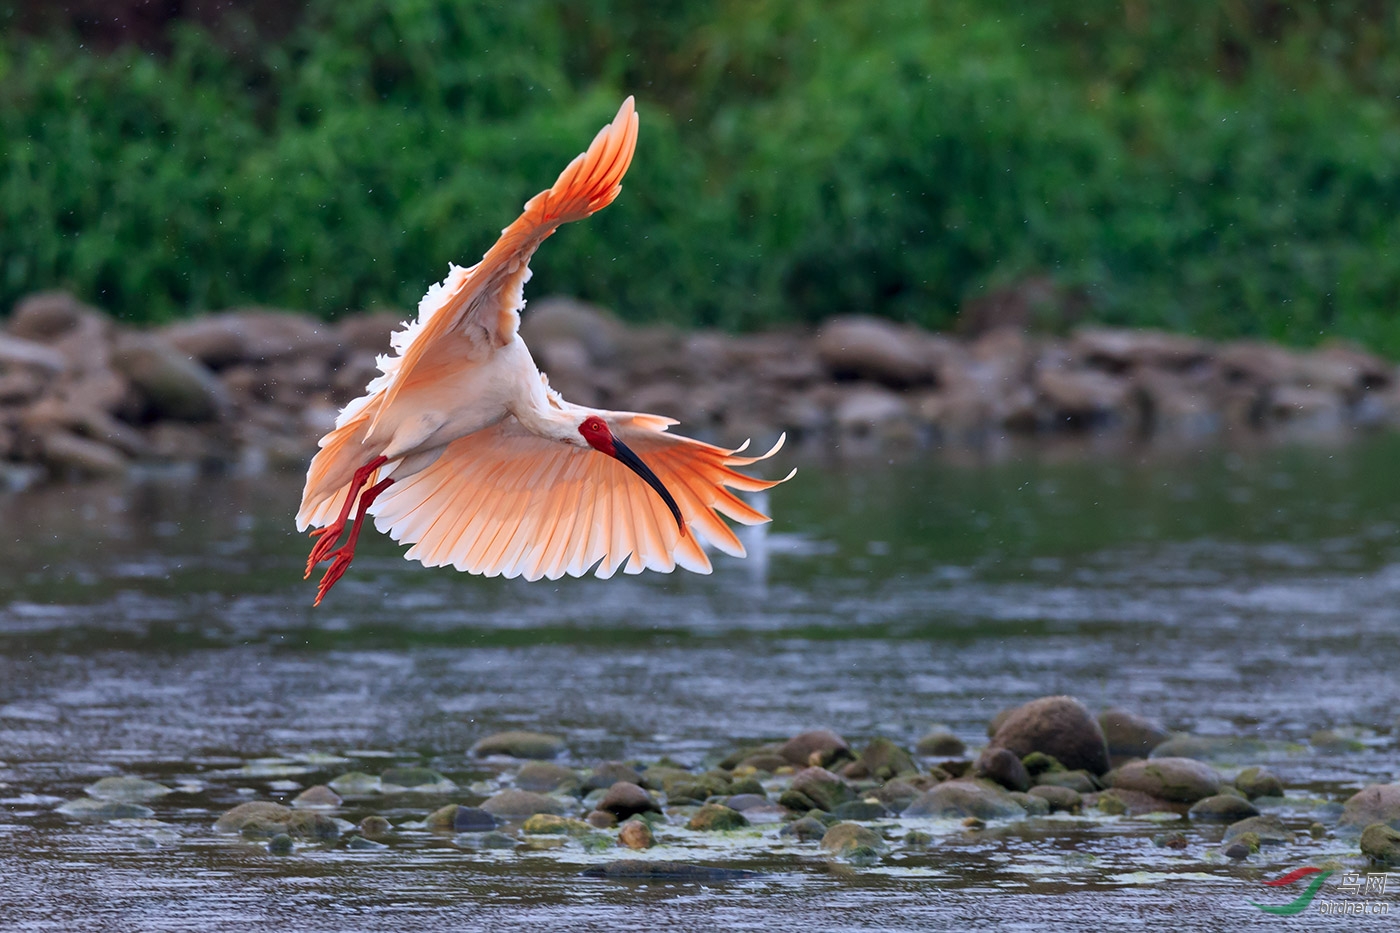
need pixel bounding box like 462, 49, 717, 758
582, 761, 643, 793
327, 772, 382, 796
1028, 785, 1082, 813
777, 730, 852, 768
1359, 822, 1400, 864
521, 814, 592, 836
1231, 766, 1283, 800
346, 835, 388, 851
1098, 708, 1170, 759
1223, 815, 1294, 845
975, 747, 1031, 792
617, 819, 655, 850
267, 833, 294, 855
213, 801, 292, 834
515, 761, 580, 794
57, 798, 155, 820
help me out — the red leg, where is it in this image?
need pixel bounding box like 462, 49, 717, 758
305, 455, 388, 578
313, 476, 395, 606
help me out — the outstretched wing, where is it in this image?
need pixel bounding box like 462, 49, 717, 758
367, 417, 792, 581
367, 97, 639, 437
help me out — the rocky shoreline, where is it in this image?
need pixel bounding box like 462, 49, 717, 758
56, 695, 1400, 870
3, 290, 1399, 488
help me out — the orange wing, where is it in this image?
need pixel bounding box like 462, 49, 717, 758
367, 418, 792, 581
367, 97, 639, 437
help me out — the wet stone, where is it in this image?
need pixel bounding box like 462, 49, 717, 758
213, 801, 293, 834
1028, 784, 1082, 813
291, 785, 342, 809
359, 816, 391, 838
1188, 794, 1259, 822
480, 789, 569, 819
480, 831, 518, 849
872, 779, 923, 814
57, 798, 156, 820
778, 729, 852, 768
380, 767, 455, 793
522, 813, 591, 836
1020, 751, 1066, 778
1153, 831, 1188, 849
1098, 708, 1170, 759
453, 807, 496, 832
1107, 757, 1222, 803
1340, 783, 1400, 830
267, 833, 294, 855
1231, 766, 1284, 800
915, 730, 966, 757
84, 776, 173, 803
686, 804, 749, 831
1223, 841, 1252, 860
617, 818, 655, 850
903, 779, 1027, 820
328, 771, 382, 796
1009, 792, 1050, 817
425, 804, 461, 831
515, 761, 580, 794
724, 793, 770, 811
987, 696, 1111, 775
787, 766, 853, 812
1224, 815, 1294, 845
346, 835, 388, 851
830, 799, 892, 821
586, 810, 617, 829
470, 731, 566, 760
1034, 770, 1098, 794
1359, 823, 1400, 865
582, 761, 643, 793
286, 811, 340, 841
820, 821, 886, 860
849, 738, 916, 781
904, 830, 933, 847
779, 816, 828, 842
976, 747, 1031, 792
598, 781, 661, 820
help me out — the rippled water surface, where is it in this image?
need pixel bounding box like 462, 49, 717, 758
2, 434, 1399, 930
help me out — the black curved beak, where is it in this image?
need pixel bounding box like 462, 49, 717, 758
612, 437, 685, 533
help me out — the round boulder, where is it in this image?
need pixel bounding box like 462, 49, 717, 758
987, 696, 1110, 775
903, 779, 1027, 820
479, 789, 568, 819
1107, 757, 1222, 803
598, 781, 662, 820
1098, 708, 1170, 759
1341, 783, 1400, 830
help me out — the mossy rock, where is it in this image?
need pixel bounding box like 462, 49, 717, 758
1360, 822, 1400, 864
779, 816, 827, 841
1187, 794, 1260, 822
686, 804, 749, 831
213, 801, 293, 834
820, 821, 886, 858
521, 813, 592, 836
1232, 766, 1283, 800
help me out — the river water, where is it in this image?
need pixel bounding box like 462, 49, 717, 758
1, 432, 1397, 930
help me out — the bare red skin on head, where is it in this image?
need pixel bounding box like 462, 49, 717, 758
578, 415, 617, 457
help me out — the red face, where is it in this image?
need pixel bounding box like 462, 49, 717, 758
578, 416, 616, 456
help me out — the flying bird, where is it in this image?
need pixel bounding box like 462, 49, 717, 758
297, 97, 792, 605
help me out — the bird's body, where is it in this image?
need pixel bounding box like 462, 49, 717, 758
297, 97, 791, 604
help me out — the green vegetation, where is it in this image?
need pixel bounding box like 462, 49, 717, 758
2, 1, 1399, 351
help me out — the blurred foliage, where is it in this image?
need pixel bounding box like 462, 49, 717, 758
1, 0, 1399, 351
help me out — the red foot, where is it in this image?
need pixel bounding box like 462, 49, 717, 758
312, 477, 394, 606
305, 455, 388, 579
306, 456, 394, 606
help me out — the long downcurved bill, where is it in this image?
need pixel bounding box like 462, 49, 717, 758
611, 437, 685, 533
